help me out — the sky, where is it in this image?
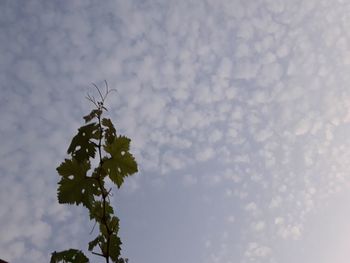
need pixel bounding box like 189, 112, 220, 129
2, 0, 350, 262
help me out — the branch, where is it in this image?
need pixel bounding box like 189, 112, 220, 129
92, 251, 105, 257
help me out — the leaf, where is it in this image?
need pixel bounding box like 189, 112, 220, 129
100, 224, 108, 237
103, 136, 138, 188
50, 249, 89, 263
67, 123, 98, 162
109, 216, 120, 232
57, 159, 99, 208
83, 109, 102, 123
109, 234, 122, 261
102, 118, 116, 144
89, 201, 114, 222
88, 235, 104, 252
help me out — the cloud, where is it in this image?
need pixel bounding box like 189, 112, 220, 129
182, 173, 198, 187
196, 147, 215, 162
277, 224, 302, 240
3, 0, 350, 262
233, 59, 260, 80
244, 242, 272, 260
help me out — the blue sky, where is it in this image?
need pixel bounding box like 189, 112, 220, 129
2, 0, 350, 262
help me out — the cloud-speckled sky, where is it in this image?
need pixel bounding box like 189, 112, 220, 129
2, 0, 350, 262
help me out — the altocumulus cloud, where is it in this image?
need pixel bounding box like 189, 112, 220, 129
2, 0, 350, 262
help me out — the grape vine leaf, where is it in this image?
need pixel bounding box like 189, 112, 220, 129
102, 118, 116, 144
89, 200, 114, 222
67, 123, 98, 162
109, 234, 122, 261
57, 158, 99, 209
50, 249, 89, 263
88, 235, 104, 252
103, 136, 138, 188
83, 109, 102, 123
109, 216, 120, 232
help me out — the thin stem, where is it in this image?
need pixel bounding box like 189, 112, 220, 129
92, 251, 105, 257
96, 112, 111, 263
93, 83, 104, 102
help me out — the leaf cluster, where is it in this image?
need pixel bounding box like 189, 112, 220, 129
51, 94, 138, 263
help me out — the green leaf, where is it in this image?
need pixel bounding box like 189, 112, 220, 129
102, 118, 116, 144
103, 136, 138, 188
109, 216, 120, 232
88, 235, 104, 252
89, 201, 114, 222
67, 123, 98, 162
57, 159, 99, 208
50, 249, 89, 263
83, 109, 102, 123
109, 234, 122, 261
100, 224, 108, 237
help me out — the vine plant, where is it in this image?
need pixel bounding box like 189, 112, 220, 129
51, 83, 138, 263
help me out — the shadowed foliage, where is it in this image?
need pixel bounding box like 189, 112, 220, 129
51, 83, 138, 263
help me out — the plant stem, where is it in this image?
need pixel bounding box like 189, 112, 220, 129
97, 113, 111, 263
